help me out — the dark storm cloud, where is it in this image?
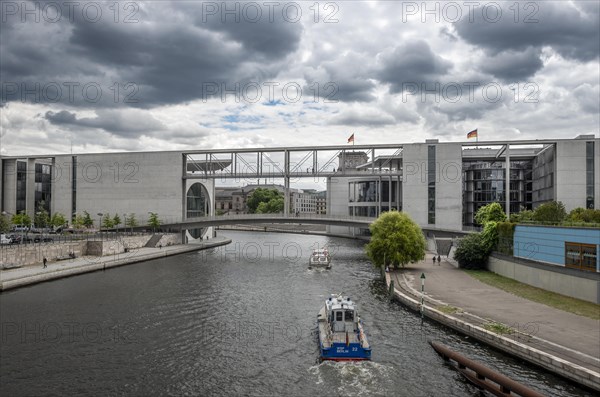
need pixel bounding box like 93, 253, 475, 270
376, 40, 452, 93
479, 48, 544, 82
454, 1, 599, 62
0, 1, 302, 108
304, 52, 377, 102
189, 3, 303, 59
44, 109, 166, 136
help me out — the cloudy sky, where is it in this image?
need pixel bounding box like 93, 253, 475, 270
0, 0, 598, 156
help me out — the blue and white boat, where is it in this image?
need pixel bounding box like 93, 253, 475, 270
317, 294, 371, 361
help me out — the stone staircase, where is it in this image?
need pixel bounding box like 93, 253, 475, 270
144, 233, 163, 248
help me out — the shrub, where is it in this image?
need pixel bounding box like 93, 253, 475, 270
533, 201, 566, 223
475, 202, 506, 225
453, 233, 490, 269
567, 208, 600, 224
496, 222, 516, 255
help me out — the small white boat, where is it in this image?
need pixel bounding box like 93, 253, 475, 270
309, 248, 331, 269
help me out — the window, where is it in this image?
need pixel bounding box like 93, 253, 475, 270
586, 142, 595, 209
565, 242, 597, 272
336, 311, 343, 321
345, 310, 354, 322
428, 145, 436, 224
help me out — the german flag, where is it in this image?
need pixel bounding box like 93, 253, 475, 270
467, 129, 478, 139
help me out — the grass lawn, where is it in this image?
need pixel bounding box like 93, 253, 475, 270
464, 270, 600, 321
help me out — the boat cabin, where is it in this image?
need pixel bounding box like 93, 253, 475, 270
326, 295, 358, 332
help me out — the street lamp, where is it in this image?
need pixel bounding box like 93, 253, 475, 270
97, 213, 103, 232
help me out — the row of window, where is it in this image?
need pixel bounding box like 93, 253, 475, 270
565, 242, 597, 272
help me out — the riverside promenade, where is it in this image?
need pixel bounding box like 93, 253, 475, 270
0, 236, 231, 292
386, 254, 600, 392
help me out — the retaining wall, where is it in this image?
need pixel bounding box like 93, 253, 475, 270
488, 254, 600, 304
1, 241, 88, 267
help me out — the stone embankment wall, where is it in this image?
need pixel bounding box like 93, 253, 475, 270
157, 234, 182, 247
1, 234, 180, 267
87, 235, 153, 256
1, 241, 87, 267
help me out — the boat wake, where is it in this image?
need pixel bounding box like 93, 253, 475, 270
308, 360, 392, 396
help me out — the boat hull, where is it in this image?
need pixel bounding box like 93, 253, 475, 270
320, 342, 372, 361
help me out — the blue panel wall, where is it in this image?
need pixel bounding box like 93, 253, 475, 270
513, 225, 600, 271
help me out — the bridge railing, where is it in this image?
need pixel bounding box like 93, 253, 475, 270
180, 213, 377, 224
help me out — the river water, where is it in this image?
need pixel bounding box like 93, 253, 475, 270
0, 231, 592, 396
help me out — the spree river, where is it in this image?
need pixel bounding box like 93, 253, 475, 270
0, 231, 591, 396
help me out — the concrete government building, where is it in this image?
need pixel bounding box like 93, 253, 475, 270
1, 135, 598, 238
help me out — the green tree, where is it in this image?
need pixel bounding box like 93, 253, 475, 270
247, 188, 283, 214
148, 212, 161, 230
509, 208, 534, 223
82, 211, 94, 228
567, 208, 600, 224
12, 212, 32, 227
73, 214, 85, 229
453, 233, 490, 269
365, 211, 426, 269
50, 212, 67, 228
125, 213, 138, 230
533, 201, 566, 223
34, 201, 50, 228
0, 213, 10, 233
113, 214, 122, 228
474, 202, 506, 225
102, 213, 115, 229
256, 196, 284, 214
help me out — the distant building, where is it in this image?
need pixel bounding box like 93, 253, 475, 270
292, 191, 316, 214
315, 190, 327, 214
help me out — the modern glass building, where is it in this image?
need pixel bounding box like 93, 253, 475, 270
326, 135, 599, 234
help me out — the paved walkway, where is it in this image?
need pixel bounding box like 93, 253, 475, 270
0, 237, 231, 291
389, 253, 600, 376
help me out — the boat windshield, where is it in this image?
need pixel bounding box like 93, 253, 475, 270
345, 310, 354, 321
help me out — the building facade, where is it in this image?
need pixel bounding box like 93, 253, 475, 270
326, 135, 600, 235
1, 152, 216, 241
1, 135, 598, 237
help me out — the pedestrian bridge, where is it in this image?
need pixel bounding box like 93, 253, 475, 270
160, 213, 375, 230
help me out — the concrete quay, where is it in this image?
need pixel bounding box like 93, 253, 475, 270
386, 254, 600, 392
0, 237, 231, 292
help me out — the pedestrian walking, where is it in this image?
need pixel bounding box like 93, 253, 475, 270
432, 255, 436, 264
437, 255, 441, 265
43, 257, 47, 268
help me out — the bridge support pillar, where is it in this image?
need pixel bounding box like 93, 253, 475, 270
284, 176, 290, 216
